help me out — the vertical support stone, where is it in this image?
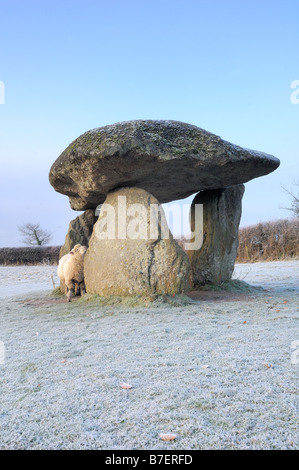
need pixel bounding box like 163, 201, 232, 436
84, 187, 191, 296
59, 209, 97, 259
187, 184, 245, 286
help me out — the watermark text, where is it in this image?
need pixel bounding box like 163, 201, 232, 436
0, 341, 5, 364
290, 80, 299, 104
291, 340, 299, 364
95, 197, 203, 250
0, 81, 5, 104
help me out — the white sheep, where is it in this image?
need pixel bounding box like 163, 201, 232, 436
57, 244, 87, 301
57, 244, 80, 292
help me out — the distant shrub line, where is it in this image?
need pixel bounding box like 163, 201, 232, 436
177, 218, 299, 263
0, 218, 298, 265
0, 246, 61, 265
236, 218, 299, 262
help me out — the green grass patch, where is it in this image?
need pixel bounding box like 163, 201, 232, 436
76, 292, 195, 308
50, 287, 64, 297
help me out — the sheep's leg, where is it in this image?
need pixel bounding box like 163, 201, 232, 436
74, 283, 79, 296
65, 280, 74, 302
66, 288, 72, 302
79, 281, 86, 296
58, 278, 66, 295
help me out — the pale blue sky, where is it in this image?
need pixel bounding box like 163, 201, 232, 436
0, 0, 298, 246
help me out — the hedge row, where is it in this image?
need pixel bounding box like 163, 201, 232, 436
0, 246, 61, 265
1, 218, 298, 265
236, 218, 299, 262
177, 218, 299, 263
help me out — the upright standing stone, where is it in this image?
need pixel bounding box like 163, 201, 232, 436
84, 187, 191, 296
59, 209, 97, 259
187, 185, 245, 286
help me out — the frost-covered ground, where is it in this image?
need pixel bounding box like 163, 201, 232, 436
0, 260, 298, 450
0, 265, 59, 299
234, 260, 299, 292
0, 260, 297, 300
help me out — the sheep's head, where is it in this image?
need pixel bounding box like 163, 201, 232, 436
71, 244, 85, 254
69, 244, 81, 255
73, 245, 87, 257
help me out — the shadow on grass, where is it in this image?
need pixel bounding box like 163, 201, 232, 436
191, 279, 263, 293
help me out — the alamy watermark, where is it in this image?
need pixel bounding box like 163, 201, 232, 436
95, 197, 203, 251
0, 341, 5, 364
291, 340, 299, 365
290, 80, 299, 104
0, 81, 5, 104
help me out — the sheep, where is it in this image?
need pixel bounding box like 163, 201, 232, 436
65, 244, 87, 301
57, 244, 87, 301
64, 244, 87, 302
57, 244, 81, 293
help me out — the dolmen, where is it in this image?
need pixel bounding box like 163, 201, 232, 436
49, 120, 280, 296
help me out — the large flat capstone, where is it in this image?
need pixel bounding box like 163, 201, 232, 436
49, 120, 280, 211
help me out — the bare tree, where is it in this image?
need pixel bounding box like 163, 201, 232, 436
18, 222, 53, 246
282, 183, 299, 217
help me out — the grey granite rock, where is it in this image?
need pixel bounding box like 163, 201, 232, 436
84, 187, 191, 296
59, 209, 97, 259
49, 120, 280, 211
187, 185, 245, 286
